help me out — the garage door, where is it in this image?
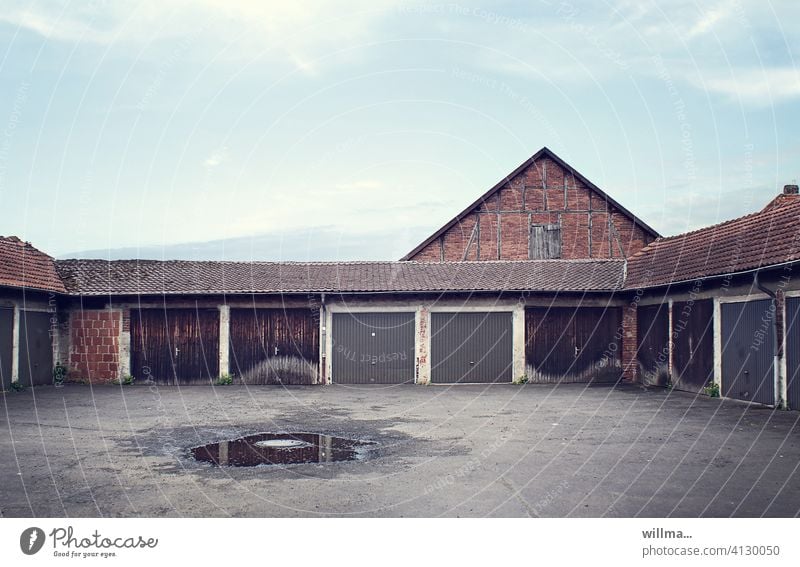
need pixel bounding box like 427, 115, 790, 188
636, 304, 669, 385
672, 298, 714, 393
0, 307, 12, 391
229, 308, 319, 385
525, 306, 622, 383
787, 297, 800, 410
331, 312, 415, 384
19, 310, 53, 387
431, 312, 512, 384
721, 300, 775, 405
131, 308, 220, 384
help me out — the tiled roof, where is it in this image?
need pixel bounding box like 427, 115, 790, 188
0, 236, 67, 294
626, 194, 800, 288
54, 259, 626, 296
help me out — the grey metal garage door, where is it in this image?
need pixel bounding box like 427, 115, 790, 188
0, 307, 13, 391
431, 312, 512, 383
721, 300, 775, 406
331, 312, 415, 384
787, 297, 800, 410
19, 310, 53, 387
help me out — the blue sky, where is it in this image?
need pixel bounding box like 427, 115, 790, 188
0, 0, 798, 260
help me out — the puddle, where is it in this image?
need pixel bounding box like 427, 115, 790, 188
191, 432, 375, 467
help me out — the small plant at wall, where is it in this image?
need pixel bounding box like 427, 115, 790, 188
703, 382, 720, 398
112, 374, 135, 386
216, 373, 234, 386
516, 375, 529, 385
10, 382, 26, 392
53, 362, 67, 387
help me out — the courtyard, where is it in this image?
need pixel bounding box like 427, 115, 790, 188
1, 383, 798, 518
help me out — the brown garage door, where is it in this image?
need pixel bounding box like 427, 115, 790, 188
19, 310, 53, 387
229, 308, 319, 385
526, 306, 622, 383
131, 308, 219, 384
0, 307, 13, 390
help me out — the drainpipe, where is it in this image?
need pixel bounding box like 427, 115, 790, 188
320, 293, 326, 385
754, 272, 785, 409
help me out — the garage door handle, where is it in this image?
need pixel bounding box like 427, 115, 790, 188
469, 361, 475, 365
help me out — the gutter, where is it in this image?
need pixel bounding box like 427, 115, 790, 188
754, 271, 785, 409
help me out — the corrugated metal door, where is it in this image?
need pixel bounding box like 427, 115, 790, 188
431, 312, 512, 383
0, 307, 13, 390
636, 304, 670, 385
229, 308, 319, 385
131, 308, 220, 384
525, 306, 622, 383
19, 310, 53, 386
672, 299, 714, 393
787, 297, 800, 410
331, 312, 415, 384
721, 300, 775, 405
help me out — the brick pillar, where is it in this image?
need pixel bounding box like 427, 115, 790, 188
621, 302, 639, 382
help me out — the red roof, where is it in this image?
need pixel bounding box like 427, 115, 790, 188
626, 194, 800, 288
0, 236, 66, 294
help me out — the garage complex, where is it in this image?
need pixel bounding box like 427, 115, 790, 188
2, 147, 800, 408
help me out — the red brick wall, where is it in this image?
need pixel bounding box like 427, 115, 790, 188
621, 303, 639, 382
409, 156, 655, 262
69, 310, 121, 383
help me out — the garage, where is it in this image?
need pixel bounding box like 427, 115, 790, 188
229, 308, 319, 385
131, 308, 220, 384
671, 298, 714, 393
721, 300, 775, 405
525, 306, 622, 383
787, 297, 800, 410
18, 310, 53, 387
331, 312, 415, 384
431, 312, 512, 383
636, 303, 669, 385
0, 307, 12, 390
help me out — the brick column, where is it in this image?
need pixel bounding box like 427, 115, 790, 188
621, 302, 639, 382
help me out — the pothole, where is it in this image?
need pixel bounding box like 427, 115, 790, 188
191, 432, 375, 467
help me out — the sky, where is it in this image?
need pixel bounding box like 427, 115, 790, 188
0, 0, 798, 261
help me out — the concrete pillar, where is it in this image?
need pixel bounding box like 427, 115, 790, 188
415, 306, 430, 384
713, 297, 722, 388
324, 307, 333, 384
118, 309, 131, 379
621, 303, 638, 382
318, 304, 326, 385
10, 304, 19, 383
218, 305, 230, 378
512, 302, 526, 382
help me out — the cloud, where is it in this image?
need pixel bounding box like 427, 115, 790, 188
204, 146, 229, 170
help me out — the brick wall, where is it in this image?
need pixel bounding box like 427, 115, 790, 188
621, 303, 639, 382
69, 310, 121, 383
409, 156, 655, 262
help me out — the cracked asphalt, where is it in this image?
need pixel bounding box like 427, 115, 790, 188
1, 382, 799, 517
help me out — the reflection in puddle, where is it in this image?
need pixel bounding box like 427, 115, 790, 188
191, 432, 374, 467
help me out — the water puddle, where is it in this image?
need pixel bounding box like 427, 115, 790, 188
191, 432, 374, 467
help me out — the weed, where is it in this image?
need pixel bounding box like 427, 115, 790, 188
216, 373, 234, 386
703, 382, 720, 398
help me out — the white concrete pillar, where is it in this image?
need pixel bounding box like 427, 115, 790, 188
318, 303, 326, 385
10, 304, 19, 383
118, 310, 131, 379
324, 307, 333, 384
713, 297, 722, 388
512, 302, 526, 382
218, 305, 230, 377
415, 305, 431, 384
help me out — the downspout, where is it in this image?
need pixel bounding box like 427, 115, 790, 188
754, 272, 785, 409
319, 293, 327, 385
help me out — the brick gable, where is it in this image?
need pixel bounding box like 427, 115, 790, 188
402, 148, 658, 262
